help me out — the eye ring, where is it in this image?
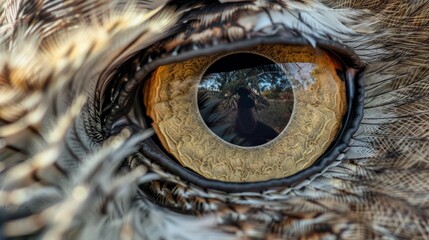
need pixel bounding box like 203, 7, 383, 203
135, 36, 365, 192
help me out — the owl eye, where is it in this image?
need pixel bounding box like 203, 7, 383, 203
138, 40, 365, 191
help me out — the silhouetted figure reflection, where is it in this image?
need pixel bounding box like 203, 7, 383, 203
235, 87, 278, 146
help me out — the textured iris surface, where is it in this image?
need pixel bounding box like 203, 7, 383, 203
145, 45, 347, 182
0, 1, 429, 240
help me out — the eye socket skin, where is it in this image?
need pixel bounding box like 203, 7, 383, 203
145, 44, 347, 182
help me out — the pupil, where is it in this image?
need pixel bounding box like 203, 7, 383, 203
198, 53, 294, 147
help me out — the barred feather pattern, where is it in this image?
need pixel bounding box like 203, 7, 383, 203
0, 0, 429, 239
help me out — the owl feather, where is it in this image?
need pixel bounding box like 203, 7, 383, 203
1, 0, 429, 239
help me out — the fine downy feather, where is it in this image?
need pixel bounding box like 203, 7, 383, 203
1, 0, 429, 239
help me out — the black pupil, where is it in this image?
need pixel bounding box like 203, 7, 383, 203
198, 53, 294, 147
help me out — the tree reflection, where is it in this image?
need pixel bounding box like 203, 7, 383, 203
198, 62, 294, 147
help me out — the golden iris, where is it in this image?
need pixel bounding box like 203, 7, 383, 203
144, 45, 347, 182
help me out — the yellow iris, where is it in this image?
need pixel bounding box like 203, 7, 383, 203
145, 45, 346, 182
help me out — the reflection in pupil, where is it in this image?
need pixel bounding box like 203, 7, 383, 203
236, 87, 257, 134
198, 53, 294, 147
235, 87, 278, 145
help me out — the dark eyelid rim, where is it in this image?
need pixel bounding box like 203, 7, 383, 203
137, 36, 365, 193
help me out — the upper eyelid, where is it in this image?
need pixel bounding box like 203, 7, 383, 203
142, 4, 365, 69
